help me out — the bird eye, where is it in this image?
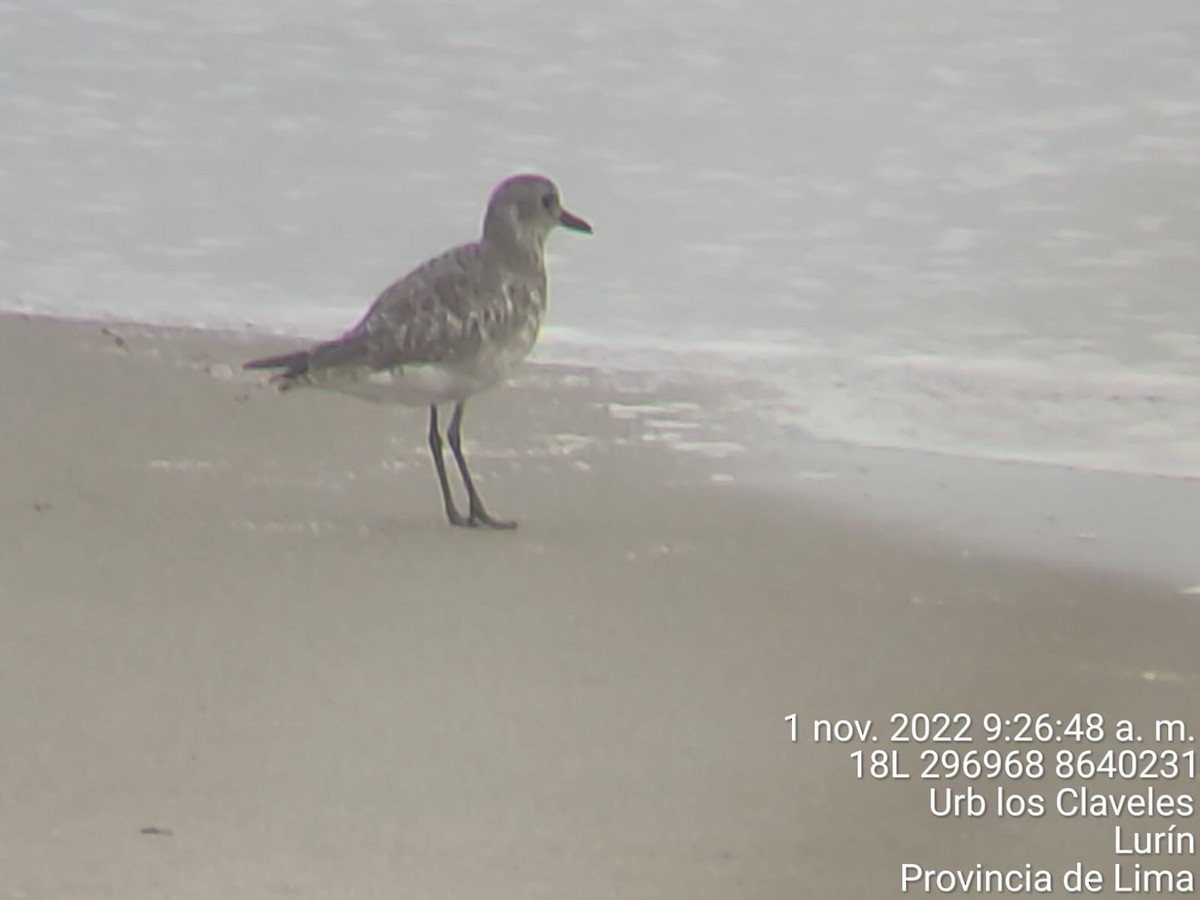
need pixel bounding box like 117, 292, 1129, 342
541, 192, 556, 210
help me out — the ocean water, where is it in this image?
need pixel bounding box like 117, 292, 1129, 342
2, 0, 1199, 478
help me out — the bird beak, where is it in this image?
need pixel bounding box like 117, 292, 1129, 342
557, 208, 593, 234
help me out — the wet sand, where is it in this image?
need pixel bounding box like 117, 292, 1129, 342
1, 314, 1196, 898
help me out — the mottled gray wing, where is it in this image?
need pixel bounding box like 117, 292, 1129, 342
343, 243, 527, 369
301, 243, 538, 376
291, 245, 481, 374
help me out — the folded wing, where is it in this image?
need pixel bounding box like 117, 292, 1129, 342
244, 243, 535, 387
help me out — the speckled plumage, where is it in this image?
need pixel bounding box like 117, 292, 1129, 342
245, 173, 592, 528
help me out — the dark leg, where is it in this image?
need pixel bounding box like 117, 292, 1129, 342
427, 405, 467, 526
447, 402, 516, 529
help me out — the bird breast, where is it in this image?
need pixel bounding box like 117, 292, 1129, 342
490, 271, 547, 356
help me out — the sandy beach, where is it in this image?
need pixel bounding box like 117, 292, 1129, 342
1, 314, 1197, 898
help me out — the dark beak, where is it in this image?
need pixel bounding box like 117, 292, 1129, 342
558, 208, 593, 234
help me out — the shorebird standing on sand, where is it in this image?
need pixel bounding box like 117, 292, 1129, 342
244, 174, 592, 529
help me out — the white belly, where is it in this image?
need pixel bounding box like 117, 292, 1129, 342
329, 364, 496, 406
306, 318, 540, 406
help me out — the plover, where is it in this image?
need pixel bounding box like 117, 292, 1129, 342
244, 174, 592, 529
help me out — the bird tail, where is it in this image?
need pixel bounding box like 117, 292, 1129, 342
245, 332, 369, 390
244, 349, 309, 372
243, 349, 311, 390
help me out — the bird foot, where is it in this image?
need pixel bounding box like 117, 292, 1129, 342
447, 506, 517, 530
472, 512, 518, 530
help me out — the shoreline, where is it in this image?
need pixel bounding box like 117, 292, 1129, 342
2, 312, 1198, 898
15, 309, 1197, 589
747, 440, 1200, 594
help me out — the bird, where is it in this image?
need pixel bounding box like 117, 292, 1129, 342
244, 173, 592, 529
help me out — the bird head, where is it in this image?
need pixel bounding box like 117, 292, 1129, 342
483, 174, 593, 250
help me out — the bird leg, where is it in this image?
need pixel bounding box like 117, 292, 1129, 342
427, 406, 468, 527
447, 402, 517, 529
